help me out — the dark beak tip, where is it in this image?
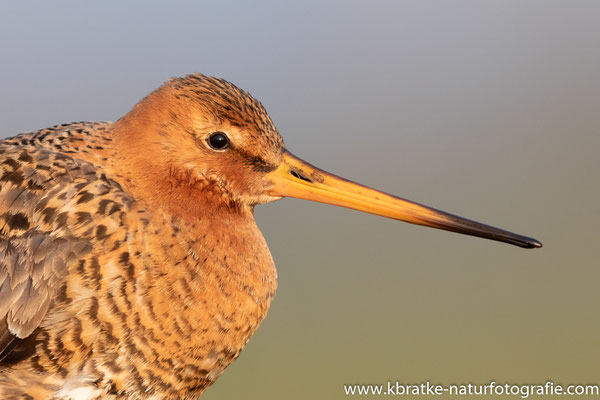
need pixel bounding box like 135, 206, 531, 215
523, 238, 543, 249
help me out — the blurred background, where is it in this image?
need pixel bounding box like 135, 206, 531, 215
1, 1, 599, 398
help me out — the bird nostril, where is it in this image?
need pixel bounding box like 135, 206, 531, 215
289, 169, 313, 183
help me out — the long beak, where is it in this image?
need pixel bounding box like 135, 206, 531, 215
264, 150, 542, 249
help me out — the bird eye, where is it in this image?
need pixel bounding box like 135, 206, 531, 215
207, 132, 230, 150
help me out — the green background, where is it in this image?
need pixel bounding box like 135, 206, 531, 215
1, 1, 598, 398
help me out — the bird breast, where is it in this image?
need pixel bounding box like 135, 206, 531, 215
48, 203, 278, 397
104, 207, 276, 394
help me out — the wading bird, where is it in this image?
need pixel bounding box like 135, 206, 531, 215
0, 74, 541, 399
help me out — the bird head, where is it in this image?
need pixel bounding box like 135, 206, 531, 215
112, 74, 541, 248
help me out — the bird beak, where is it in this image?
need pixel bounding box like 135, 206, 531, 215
264, 150, 542, 249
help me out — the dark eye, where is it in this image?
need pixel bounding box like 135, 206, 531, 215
207, 132, 230, 150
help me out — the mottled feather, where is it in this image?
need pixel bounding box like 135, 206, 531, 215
0, 129, 129, 349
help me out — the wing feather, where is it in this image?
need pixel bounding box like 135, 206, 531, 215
0, 130, 131, 364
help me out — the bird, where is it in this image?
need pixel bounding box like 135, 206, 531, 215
0, 74, 541, 399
